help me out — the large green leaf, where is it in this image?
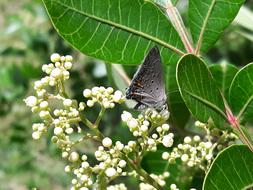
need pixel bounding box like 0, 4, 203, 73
176, 54, 227, 127
42, 0, 185, 65
189, 0, 245, 53
209, 62, 238, 98
229, 63, 253, 122
203, 145, 253, 190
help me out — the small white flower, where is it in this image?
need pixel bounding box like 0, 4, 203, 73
106, 87, 114, 94
51, 68, 62, 78
102, 137, 112, 147
193, 135, 201, 142
32, 131, 41, 140
65, 127, 74, 134
81, 161, 89, 169
64, 61, 72, 70
140, 125, 148, 132
63, 99, 72, 107
121, 111, 132, 122
79, 187, 88, 190
118, 160, 127, 168
162, 124, 170, 131
64, 165, 71, 172
87, 100, 94, 107
147, 138, 155, 145
62, 151, 69, 158
83, 89, 92, 98
156, 127, 162, 133
50, 53, 61, 62
170, 184, 177, 190
113, 90, 123, 102
69, 152, 79, 162
205, 142, 212, 149
162, 135, 174, 147
184, 136, 192, 144
105, 167, 117, 178
181, 154, 189, 162
127, 118, 138, 129
162, 152, 169, 160
205, 153, 213, 160
24, 96, 37, 107
80, 174, 88, 182
40, 101, 48, 109
60, 56, 65, 62
54, 127, 63, 135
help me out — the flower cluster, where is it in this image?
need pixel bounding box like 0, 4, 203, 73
162, 121, 238, 171
139, 172, 170, 190
107, 183, 127, 190
83, 87, 125, 108
121, 109, 172, 152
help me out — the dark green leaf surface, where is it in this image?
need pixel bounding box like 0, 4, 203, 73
42, 0, 185, 65
229, 63, 253, 122
203, 145, 253, 190
189, 0, 245, 53
209, 63, 238, 97
176, 54, 227, 127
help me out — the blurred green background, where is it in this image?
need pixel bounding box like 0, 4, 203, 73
0, 0, 253, 189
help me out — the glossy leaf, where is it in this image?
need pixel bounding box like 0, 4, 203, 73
176, 54, 227, 127
189, 0, 245, 53
203, 145, 253, 190
209, 62, 238, 97
229, 63, 253, 122
42, 0, 185, 66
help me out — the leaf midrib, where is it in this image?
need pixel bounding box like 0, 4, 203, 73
183, 89, 227, 121
48, 0, 185, 56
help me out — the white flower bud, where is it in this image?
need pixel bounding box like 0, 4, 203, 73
184, 136, 192, 144
81, 161, 89, 169
40, 101, 48, 109
60, 56, 65, 62
193, 135, 201, 142
205, 142, 212, 149
69, 152, 79, 162
50, 53, 61, 62
102, 137, 112, 147
170, 184, 177, 190
113, 90, 123, 102
156, 127, 162, 133
62, 151, 69, 158
187, 161, 194, 167
64, 165, 71, 172
127, 118, 138, 129
32, 131, 41, 140
63, 99, 72, 107
91, 87, 99, 95
115, 141, 124, 150
162, 124, 170, 131
83, 89, 92, 98
162, 135, 174, 147
65, 127, 73, 134
55, 61, 61, 68
54, 127, 63, 135
106, 87, 114, 94
163, 172, 170, 177
162, 152, 169, 160
205, 153, 213, 160
140, 125, 148, 132
64, 61, 72, 70
105, 167, 117, 178
81, 174, 88, 182
121, 111, 132, 122
87, 100, 94, 107
51, 68, 62, 78
181, 154, 189, 162
24, 96, 37, 107
118, 160, 126, 168
95, 151, 102, 158
147, 138, 155, 145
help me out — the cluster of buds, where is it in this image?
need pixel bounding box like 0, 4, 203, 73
107, 183, 127, 190
83, 87, 125, 108
162, 135, 215, 170
139, 172, 170, 190
121, 109, 172, 152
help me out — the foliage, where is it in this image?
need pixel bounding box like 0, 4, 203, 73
2, 0, 253, 189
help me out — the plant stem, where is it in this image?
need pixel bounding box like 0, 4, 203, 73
166, 0, 194, 53
121, 154, 169, 190
95, 107, 106, 127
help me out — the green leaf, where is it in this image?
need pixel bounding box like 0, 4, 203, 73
166, 63, 190, 128
176, 54, 227, 127
189, 0, 245, 53
229, 63, 253, 122
203, 145, 253, 190
209, 62, 238, 97
42, 0, 185, 65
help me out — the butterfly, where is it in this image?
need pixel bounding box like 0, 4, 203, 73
126, 46, 167, 111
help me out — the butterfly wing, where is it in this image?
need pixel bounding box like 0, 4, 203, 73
126, 46, 167, 109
